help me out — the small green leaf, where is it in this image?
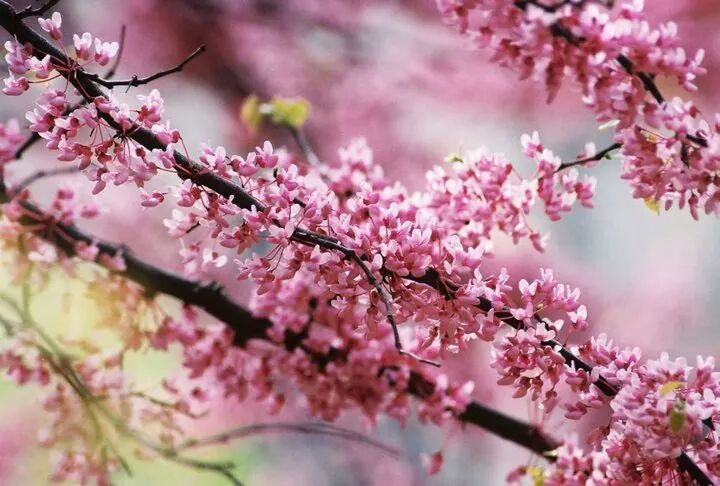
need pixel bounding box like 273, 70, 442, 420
669, 409, 685, 433
659, 381, 684, 396
240, 95, 262, 133
444, 152, 465, 164
643, 197, 660, 215
527, 466, 545, 486
267, 96, 310, 128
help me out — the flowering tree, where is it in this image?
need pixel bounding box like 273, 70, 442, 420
0, 0, 719, 483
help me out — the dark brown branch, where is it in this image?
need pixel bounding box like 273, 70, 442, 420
287, 125, 321, 166
615, 54, 665, 106
84, 45, 206, 89
11, 166, 79, 195
678, 452, 714, 486
0, 0, 649, 416
556, 142, 622, 172
0, 179, 557, 458
0, 6, 708, 480
16, 0, 61, 19
458, 402, 559, 453
13, 131, 44, 160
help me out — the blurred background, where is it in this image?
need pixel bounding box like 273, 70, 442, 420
1, 0, 719, 484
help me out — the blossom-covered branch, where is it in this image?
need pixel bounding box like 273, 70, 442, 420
439, 0, 720, 218
1, 1, 719, 483
0, 175, 559, 459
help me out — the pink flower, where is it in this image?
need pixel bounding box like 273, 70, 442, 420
421, 451, 444, 475
38, 12, 62, 40
140, 189, 165, 208
255, 141, 278, 169
93, 38, 119, 66
72, 33, 93, 61
2, 75, 29, 96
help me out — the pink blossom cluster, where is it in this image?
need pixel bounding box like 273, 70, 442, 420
512, 354, 720, 483
4, 12, 117, 97
0, 17, 602, 474
0, 12, 597, 352
423, 131, 595, 252
437, 0, 720, 218
150, 303, 474, 427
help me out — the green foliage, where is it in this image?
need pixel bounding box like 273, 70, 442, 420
240, 95, 310, 132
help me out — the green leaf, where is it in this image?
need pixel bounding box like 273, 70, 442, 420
659, 381, 684, 397
267, 96, 310, 128
527, 466, 545, 486
669, 409, 685, 433
643, 197, 660, 215
444, 152, 465, 164
240, 95, 262, 133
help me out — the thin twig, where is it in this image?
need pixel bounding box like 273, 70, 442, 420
84, 45, 206, 89
176, 422, 400, 457
287, 125, 321, 166
556, 142, 621, 172
11, 166, 79, 195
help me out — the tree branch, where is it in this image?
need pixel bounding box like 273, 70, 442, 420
286, 125, 321, 166
16, 0, 61, 19
556, 142, 622, 172
0, 0, 651, 441
0, 6, 707, 480
175, 421, 400, 457
0, 177, 558, 458
0, 3, 419, 352
11, 166, 80, 195
515, 0, 710, 171
84, 45, 206, 89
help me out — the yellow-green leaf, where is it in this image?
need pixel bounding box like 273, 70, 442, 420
669, 409, 685, 433
240, 95, 263, 133
444, 152, 465, 164
267, 96, 310, 128
659, 381, 684, 397
527, 466, 545, 486
643, 197, 660, 215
